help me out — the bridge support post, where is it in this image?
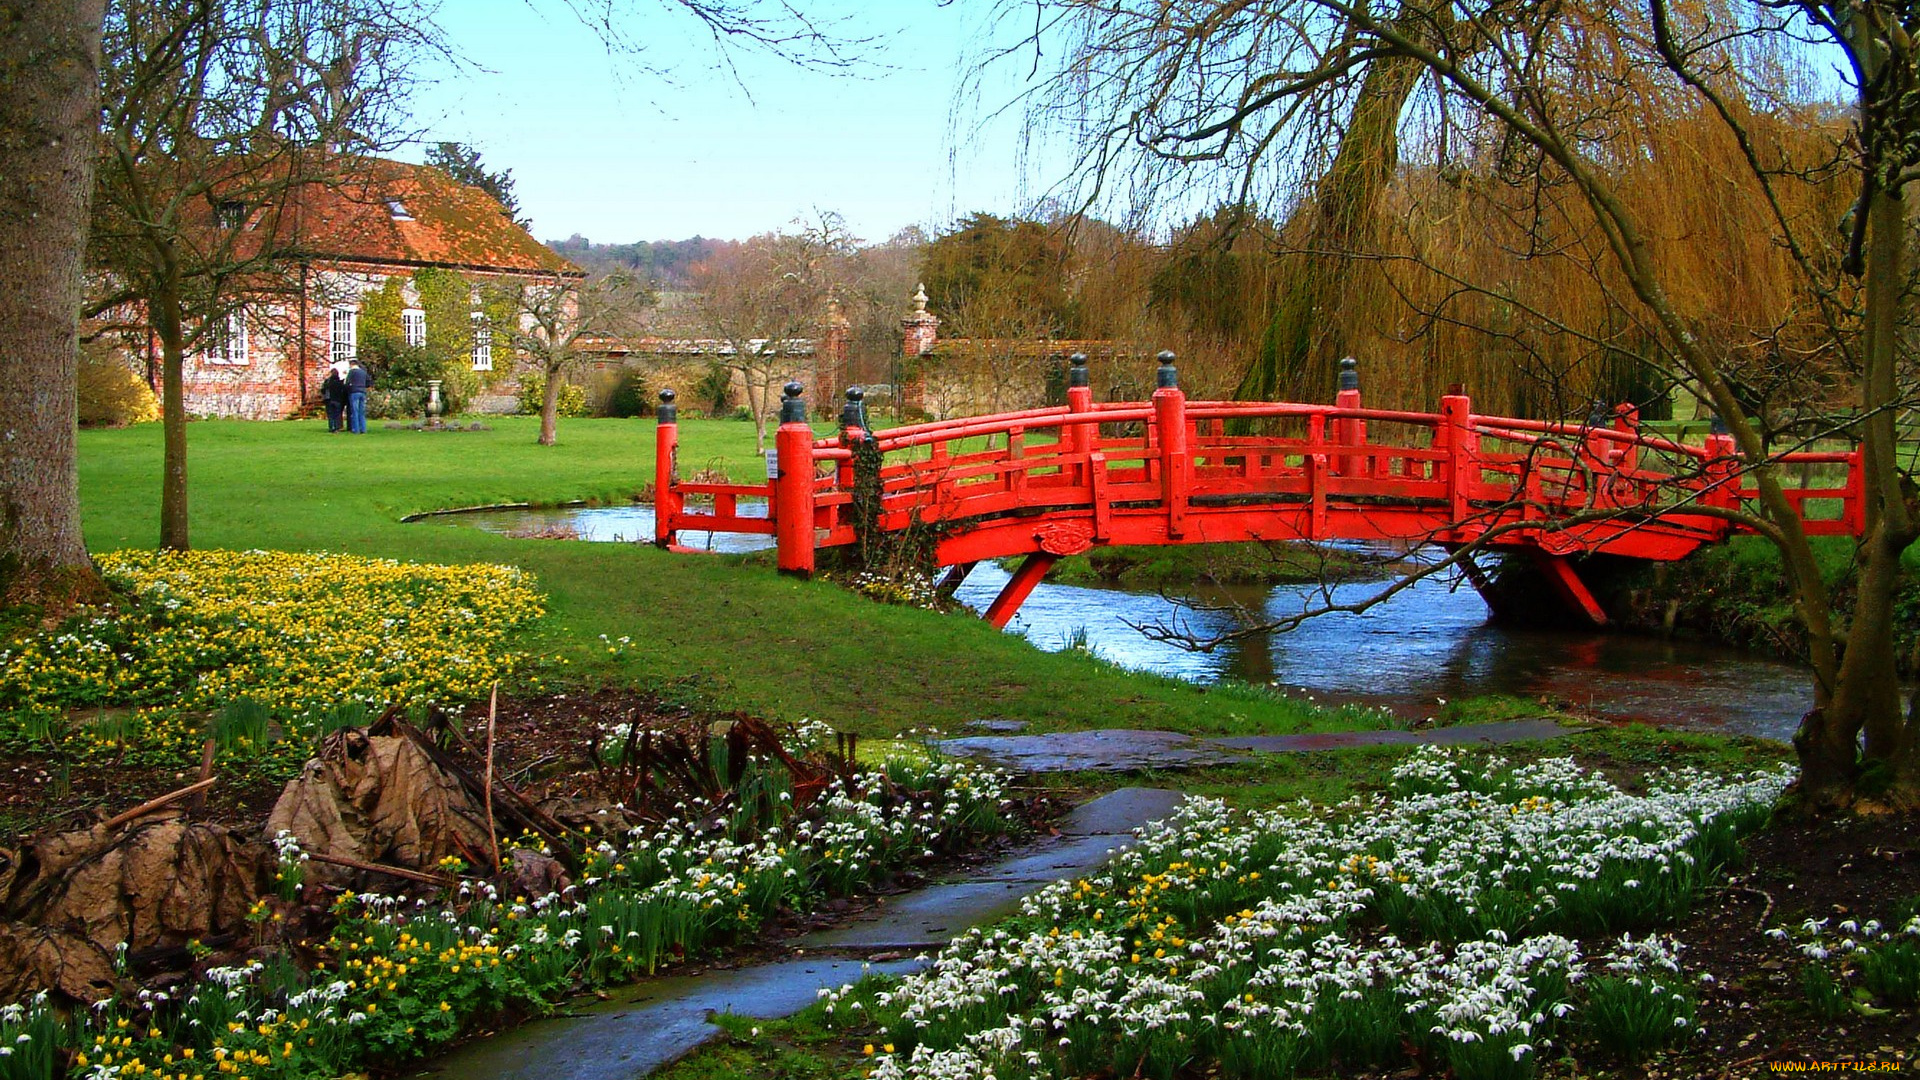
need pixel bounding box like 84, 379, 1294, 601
985, 553, 1057, 629
936, 561, 977, 600
1153, 351, 1189, 538
1531, 552, 1609, 627
774, 383, 817, 577
1333, 357, 1367, 477
654, 390, 681, 548
1439, 389, 1477, 532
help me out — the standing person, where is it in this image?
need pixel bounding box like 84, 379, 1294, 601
321, 364, 347, 433
346, 358, 371, 435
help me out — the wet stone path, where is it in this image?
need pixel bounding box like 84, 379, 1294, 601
414, 789, 1186, 1080
937, 717, 1581, 774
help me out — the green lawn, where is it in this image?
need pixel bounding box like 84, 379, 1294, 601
76, 416, 1364, 736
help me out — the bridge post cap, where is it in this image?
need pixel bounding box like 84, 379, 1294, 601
780, 382, 808, 424
1068, 353, 1089, 387
845, 386, 864, 401
656, 388, 678, 423
1338, 357, 1359, 391
1709, 413, 1729, 435
658, 388, 676, 403
1155, 350, 1179, 389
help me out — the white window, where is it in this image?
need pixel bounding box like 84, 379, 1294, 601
204, 309, 248, 365
470, 310, 492, 371
402, 308, 426, 348
216, 200, 246, 229
330, 307, 357, 366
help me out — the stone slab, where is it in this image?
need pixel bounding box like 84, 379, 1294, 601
938, 728, 1246, 773
1211, 718, 1580, 753
940, 721, 1583, 774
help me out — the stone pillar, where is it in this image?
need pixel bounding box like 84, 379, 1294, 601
817, 296, 852, 405
898, 283, 939, 416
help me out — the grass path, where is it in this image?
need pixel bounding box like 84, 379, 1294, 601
78, 416, 1368, 737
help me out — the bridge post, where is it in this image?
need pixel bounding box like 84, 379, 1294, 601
1153, 351, 1189, 538
654, 390, 681, 548
1701, 415, 1740, 518
837, 386, 869, 491
1332, 357, 1367, 477
773, 383, 817, 577
1066, 354, 1093, 453
1439, 388, 1477, 530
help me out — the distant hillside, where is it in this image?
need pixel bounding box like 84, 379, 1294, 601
546, 235, 734, 288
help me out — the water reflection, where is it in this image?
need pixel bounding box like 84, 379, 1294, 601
449, 504, 775, 554
954, 560, 1812, 741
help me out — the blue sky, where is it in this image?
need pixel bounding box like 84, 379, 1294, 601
408, 1, 1058, 245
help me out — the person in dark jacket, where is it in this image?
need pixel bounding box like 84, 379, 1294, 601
346, 358, 371, 434
321, 367, 347, 432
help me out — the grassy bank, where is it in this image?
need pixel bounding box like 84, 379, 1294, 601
75, 417, 1355, 737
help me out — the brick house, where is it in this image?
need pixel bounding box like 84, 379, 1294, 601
132, 158, 583, 419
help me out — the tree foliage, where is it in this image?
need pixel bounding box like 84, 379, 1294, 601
425, 141, 524, 226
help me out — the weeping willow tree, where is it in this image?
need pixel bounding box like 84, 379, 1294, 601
994, 0, 1917, 812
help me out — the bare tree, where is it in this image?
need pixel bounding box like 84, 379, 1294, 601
688, 216, 853, 451
487, 271, 651, 445
0, 0, 108, 610
997, 0, 1920, 811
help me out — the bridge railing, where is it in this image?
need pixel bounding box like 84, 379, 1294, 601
651, 357, 1866, 576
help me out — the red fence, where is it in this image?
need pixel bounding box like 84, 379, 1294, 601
651, 357, 1864, 627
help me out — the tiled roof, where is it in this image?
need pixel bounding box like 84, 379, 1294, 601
294, 158, 580, 277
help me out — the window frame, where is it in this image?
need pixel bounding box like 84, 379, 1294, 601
402, 308, 427, 349
203, 308, 250, 366
330, 307, 357, 367
470, 310, 493, 372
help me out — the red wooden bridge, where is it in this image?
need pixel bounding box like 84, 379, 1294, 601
652, 356, 1865, 628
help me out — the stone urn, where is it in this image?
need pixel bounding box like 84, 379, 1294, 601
426, 379, 444, 421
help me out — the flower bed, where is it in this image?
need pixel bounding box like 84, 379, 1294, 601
828, 747, 1791, 1080
0, 550, 544, 763
0, 751, 1014, 1080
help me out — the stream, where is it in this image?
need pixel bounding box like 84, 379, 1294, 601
439, 504, 1814, 741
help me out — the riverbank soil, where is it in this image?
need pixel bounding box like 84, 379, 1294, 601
1654, 813, 1920, 1076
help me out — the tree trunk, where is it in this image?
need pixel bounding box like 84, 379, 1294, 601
750, 373, 768, 453
538, 366, 560, 445
0, 0, 108, 608
1237, 46, 1425, 401
156, 277, 190, 551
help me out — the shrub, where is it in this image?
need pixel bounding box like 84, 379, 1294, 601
77, 345, 158, 426
601, 368, 651, 417
368, 387, 429, 419
517, 374, 588, 417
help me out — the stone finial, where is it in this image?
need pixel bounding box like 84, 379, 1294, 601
912, 284, 929, 314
